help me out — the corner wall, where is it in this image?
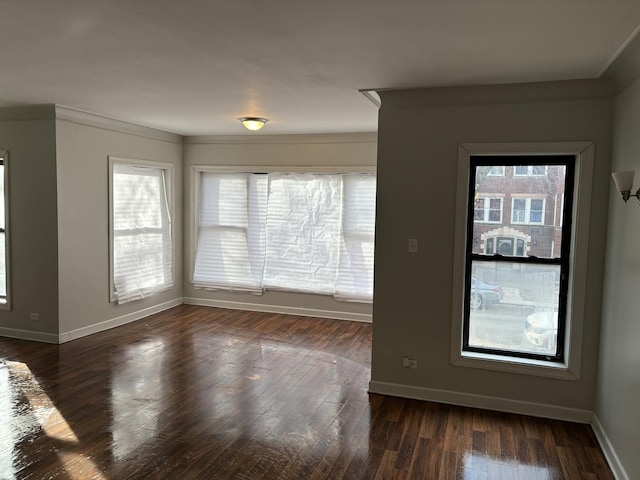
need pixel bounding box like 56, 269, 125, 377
371, 80, 613, 415
0, 106, 59, 341
55, 107, 184, 340
596, 76, 640, 480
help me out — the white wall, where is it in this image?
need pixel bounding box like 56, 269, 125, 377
596, 76, 640, 480
55, 108, 184, 340
183, 133, 377, 321
371, 80, 613, 416
0, 106, 59, 341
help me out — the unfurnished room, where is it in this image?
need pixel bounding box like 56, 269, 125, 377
1, 1, 640, 479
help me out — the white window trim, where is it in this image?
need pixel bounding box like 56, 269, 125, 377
451, 142, 593, 380
511, 197, 545, 225
0, 151, 10, 311
108, 156, 175, 303
189, 165, 377, 287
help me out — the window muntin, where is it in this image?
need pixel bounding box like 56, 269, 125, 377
110, 159, 173, 304
464, 156, 573, 362
0, 152, 9, 308
192, 171, 376, 302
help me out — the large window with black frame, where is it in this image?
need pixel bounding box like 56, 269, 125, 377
464, 155, 574, 362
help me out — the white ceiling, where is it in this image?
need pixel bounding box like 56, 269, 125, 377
2, 0, 640, 136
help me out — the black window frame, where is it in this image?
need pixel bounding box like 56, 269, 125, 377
463, 155, 575, 363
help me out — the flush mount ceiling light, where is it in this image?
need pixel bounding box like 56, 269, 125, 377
239, 117, 268, 131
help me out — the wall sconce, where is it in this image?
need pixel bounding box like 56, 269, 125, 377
612, 171, 640, 203
239, 117, 268, 131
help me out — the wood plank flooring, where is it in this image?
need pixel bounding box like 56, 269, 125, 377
0, 305, 613, 479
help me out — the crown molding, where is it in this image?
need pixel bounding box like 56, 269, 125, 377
55, 105, 183, 144
185, 132, 377, 145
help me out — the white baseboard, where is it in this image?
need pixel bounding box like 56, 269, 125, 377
0, 326, 59, 344
368, 380, 593, 423
591, 414, 629, 480
184, 297, 372, 323
58, 298, 183, 343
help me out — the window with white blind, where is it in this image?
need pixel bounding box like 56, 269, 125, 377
109, 158, 173, 304
0, 151, 10, 309
192, 170, 376, 303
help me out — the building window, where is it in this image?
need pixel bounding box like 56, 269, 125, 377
109, 158, 173, 304
0, 152, 9, 309
463, 156, 573, 363
512, 198, 545, 224
486, 166, 505, 176
192, 171, 376, 302
514, 165, 546, 176
474, 197, 502, 223
485, 236, 526, 256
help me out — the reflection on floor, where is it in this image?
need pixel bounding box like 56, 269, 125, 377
0, 305, 613, 479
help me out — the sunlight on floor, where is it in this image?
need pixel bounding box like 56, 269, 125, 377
0, 360, 92, 479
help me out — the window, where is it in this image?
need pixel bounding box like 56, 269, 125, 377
109, 158, 173, 304
463, 156, 574, 363
192, 171, 376, 302
485, 236, 526, 256
486, 166, 505, 176
512, 198, 545, 224
514, 165, 546, 176
0, 152, 9, 309
474, 197, 502, 223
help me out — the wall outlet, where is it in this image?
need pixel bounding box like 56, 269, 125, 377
408, 238, 418, 253
29, 313, 40, 321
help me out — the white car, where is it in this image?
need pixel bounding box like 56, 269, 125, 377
525, 311, 558, 352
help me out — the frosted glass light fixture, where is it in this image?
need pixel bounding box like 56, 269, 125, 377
239, 117, 268, 131
612, 171, 640, 203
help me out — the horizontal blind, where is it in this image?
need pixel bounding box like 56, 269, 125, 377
0, 163, 5, 299
193, 173, 266, 291
335, 174, 376, 302
192, 171, 375, 302
112, 163, 172, 304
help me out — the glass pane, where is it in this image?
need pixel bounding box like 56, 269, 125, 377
472, 164, 566, 258
0, 165, 4, 229
485, 238, 494, 254
488, 199, 501, 221
474, 198, 484, 221
0, 232, 5, 300
468, 261, 560, 356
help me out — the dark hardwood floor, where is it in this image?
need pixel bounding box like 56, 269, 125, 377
0, 305, 613, 479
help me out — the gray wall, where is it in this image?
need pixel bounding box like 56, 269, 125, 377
0, 106, 59, 340
371, 80, 613, 412
597, 76, 640, 480
55, 108, 184, 338
183, 134, 377, 320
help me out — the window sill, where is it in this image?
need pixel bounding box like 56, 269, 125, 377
451, 351, 579, 381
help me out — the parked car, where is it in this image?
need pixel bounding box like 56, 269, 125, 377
524, 311, 558, 351
470, 277, 503, 309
